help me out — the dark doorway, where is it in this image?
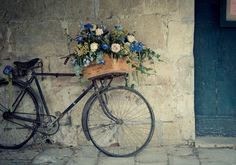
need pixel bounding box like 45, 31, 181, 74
194, 0, 236, 136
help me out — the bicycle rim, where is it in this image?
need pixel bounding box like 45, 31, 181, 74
0, 80, 39, 149
86, 86, 155, 157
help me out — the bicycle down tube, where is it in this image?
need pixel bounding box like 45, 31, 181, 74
33, 71, 94, 124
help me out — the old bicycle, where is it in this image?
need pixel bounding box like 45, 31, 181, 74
0, 58, 155, 157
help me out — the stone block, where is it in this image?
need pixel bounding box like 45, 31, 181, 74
144, 0, 168, 15
167, 0, 178, 13
6, 21, 68, 58
39, 82, 83, 115
175, 56, 194, 94
99, 0, 145, 18
0, 0, 94, 22
136, 162, 167, 165
75, 145, 99, 157
0, 1, 19, 23
1, 159, 32, 165
139, 63, 175, 87
149, 122, 163, 146
67, 146, 98, 165
167, 21, 194, 60
175, 94, 195, 140
98, 157, 135, 165
179, 0, 195, 22
169, 155, 199, 165
161, 122, 182, 144
167, 145, 194, 156
66, 157, 97, 165
32, 147, 73, 165
65, 0, 94, 20
120, 14, 167, 50
198, 149, 236, 164
136, 147, 168, 163
136, 85, 177, 123
0, 149, 39, 160
52, 126, 79, 146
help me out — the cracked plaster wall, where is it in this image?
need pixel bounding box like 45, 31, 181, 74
0, 0, 195, 146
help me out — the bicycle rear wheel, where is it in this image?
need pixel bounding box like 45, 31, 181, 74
0, 80, 39, 149
86, 86, 155, 157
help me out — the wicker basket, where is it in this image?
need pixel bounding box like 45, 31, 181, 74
82, 55, 132, 79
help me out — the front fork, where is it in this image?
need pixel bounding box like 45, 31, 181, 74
93, 79, 122, 124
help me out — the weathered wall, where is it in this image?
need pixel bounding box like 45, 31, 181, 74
0, 0, 195, 146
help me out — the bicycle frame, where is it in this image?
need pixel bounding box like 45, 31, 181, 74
30, 71, 94, 124
12, 71, 120, 126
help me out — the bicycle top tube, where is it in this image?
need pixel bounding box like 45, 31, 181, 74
33, 71, 127, 79
33, 72, 76, 77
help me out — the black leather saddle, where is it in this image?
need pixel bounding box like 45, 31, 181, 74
14, 58, 40, 69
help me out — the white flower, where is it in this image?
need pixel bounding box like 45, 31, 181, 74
83, 59, 90, 67
91, 24, 97, 31
127, 35, 135, 43
90, 42, 98, 52
111, 43, 121, 53
125, 42, 131, 46
95, 28, 104, 36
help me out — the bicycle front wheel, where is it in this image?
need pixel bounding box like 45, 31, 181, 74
86, 86, 155, 157
0, 80, 39, 149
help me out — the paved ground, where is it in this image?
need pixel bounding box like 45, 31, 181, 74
0, 144, 235, 165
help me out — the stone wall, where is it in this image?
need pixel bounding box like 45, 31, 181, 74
0, 0, 195, 146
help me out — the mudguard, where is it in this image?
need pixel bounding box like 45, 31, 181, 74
81, 93, 97, 140
81, 86, 110, 141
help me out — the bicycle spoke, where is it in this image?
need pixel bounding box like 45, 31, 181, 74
89, 123, 115, 131
12, 90, 26, 113
0, 103, 8, 112
123, 123, 144, 146
4, 119, 34, 131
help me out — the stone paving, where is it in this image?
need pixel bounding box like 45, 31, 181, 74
0, 144, 235, 165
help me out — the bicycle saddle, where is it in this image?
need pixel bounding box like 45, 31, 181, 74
14, 58, 40, 69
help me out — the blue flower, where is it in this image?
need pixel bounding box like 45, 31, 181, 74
130, 41, 143, 52
101, 44, 109, 50
3, 65, 13, 75
75, 36, 83, 43
84, 23, 93, 30
97, 59, 105, 64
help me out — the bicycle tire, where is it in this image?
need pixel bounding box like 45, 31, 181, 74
0, 79, 40, 149
86, 86, 155, 157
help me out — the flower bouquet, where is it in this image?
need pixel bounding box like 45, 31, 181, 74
68, 23, 160, 79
